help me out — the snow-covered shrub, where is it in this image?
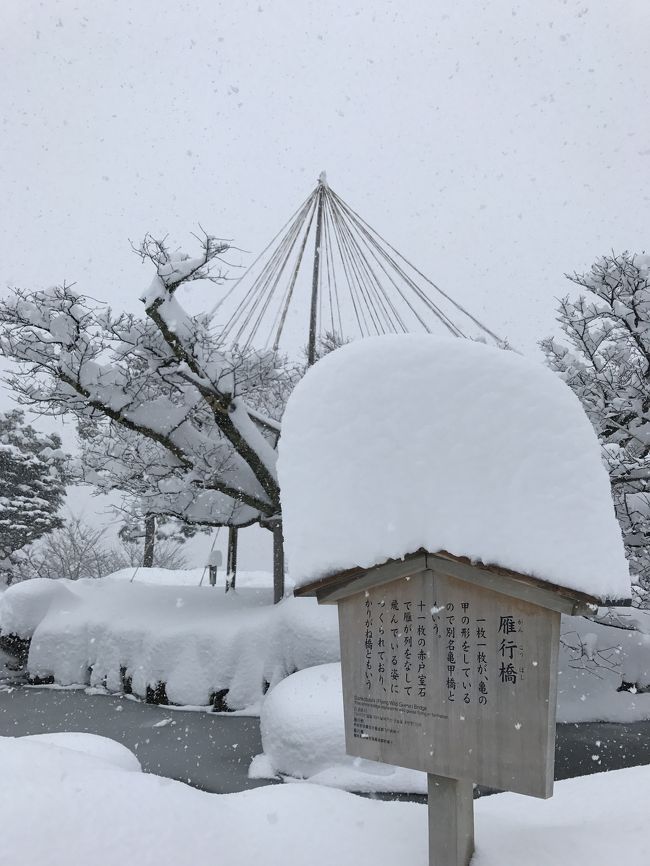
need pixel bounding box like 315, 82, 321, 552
0, 574, 339, 710
262, 596, 339, 691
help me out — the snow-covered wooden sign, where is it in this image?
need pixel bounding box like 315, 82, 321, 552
320, 552, 579, 798
280, 335, 631, 866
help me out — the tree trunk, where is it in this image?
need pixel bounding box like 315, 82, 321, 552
272, 522, 285, 604
143, 514, 155, 568
227, 526, 238, 591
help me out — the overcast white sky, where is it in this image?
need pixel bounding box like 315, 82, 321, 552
2, 0, 649, 567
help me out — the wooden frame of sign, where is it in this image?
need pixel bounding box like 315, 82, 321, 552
295, 550, 611, 866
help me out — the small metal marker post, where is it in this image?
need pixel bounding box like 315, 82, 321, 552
207, 549, 223, 587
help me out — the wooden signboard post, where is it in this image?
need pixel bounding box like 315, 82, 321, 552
296, 549, 602, 866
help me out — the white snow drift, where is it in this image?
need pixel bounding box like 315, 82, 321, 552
0, 573, 339, 710
256, 661, 427, 793
1, 733, 648, 866
279, 335, 629, 601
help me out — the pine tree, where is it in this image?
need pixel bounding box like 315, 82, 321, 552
0, 411, 68, 576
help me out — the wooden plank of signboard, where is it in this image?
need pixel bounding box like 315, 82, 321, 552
430, 552, 595, 616
318, 553, 594, 615
338, 567, 560, 798
299, 549, 605, 615
315, 555, 429, 604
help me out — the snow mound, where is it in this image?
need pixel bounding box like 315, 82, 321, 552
0, 578, 77, 639
0, 578, 338, 711
20, 732, 142, 773
260, 663, 347, 778
1, 734, 649, 866
279, 335, 630, 601
258, 662, 426, 793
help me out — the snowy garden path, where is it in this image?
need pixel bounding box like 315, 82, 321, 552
1, 683, 649, 796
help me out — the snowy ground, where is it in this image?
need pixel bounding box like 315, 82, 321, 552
0, 732, 647, 866
107, 566, 280, 588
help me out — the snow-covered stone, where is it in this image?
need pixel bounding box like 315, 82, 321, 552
279, 335, 630, 601
258, 662, 427, 793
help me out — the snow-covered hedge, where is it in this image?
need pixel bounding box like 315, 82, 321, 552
0, 573, 339, 711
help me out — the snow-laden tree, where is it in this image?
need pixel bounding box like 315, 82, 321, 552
541, 252, 650, 607
0, 234, 299, 600
0, 410, 68, 578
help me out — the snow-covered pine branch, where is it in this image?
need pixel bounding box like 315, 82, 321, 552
541, 252, 650, 607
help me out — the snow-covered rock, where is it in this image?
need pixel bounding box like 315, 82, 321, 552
260, 663, 346, 778
257, 662, 427, 793
1, 733, 649, 866
279, 335, 630, 601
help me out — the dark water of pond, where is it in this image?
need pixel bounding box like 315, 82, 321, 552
1, 657, 649, 798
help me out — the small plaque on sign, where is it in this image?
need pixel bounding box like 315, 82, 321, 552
338, 567, 560, 798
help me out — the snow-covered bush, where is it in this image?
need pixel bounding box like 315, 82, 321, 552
0, 574, 339, 710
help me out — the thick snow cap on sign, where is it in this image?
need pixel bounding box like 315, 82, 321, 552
279, 335, 630, 602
